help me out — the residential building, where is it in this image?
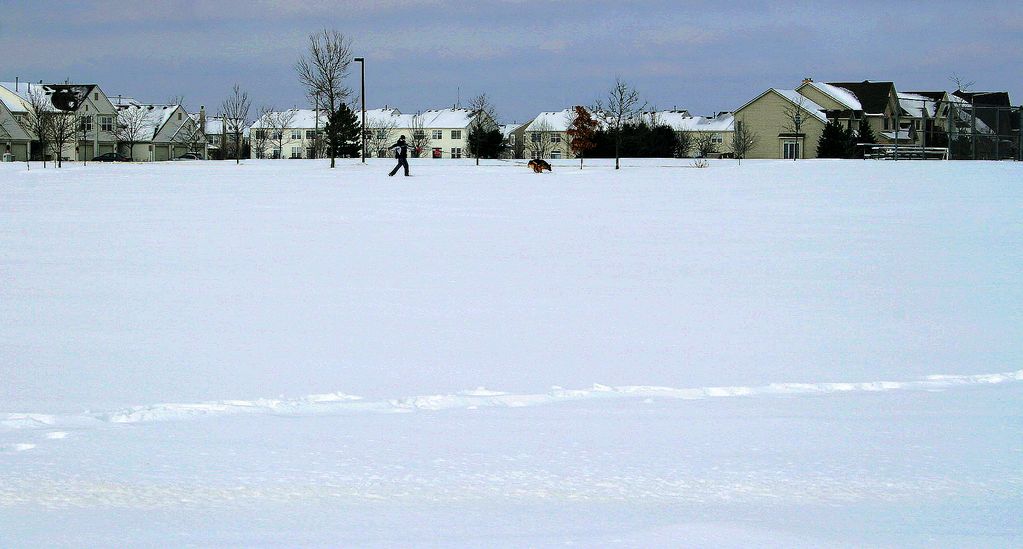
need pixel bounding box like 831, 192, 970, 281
732, 88, 828, 159
0, 81, 119, 160
250, 109, 326, 159
0, 93, 31, 160
647, 110, 734, 157
114, 102, 204, 160
522, 108, 578, 159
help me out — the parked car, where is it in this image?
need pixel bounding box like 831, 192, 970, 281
176, 152, 202, 160
92, 152, 131, 162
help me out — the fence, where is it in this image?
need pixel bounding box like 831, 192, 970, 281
889, 95, 1022, 161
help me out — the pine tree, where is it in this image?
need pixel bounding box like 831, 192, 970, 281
324, 103, 360, 158
856, 118, 877, 158
466, 126, 505, 159
817, 120, 849, 158
566, 106, 598, 169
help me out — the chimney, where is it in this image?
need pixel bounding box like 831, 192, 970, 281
15, 76, 18, 91
802, 77, 813, 84
199, 105, 206, 133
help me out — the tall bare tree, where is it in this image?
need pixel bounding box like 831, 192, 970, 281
221, 84, 251, 164
407, 112, 430, 158
115, 106, 154, 160
296, 29, 353, 168
730, 118, 758, 165
594, 77, 646, 169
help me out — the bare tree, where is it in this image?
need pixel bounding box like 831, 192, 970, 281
730, 119, 758, 165
949, 73, 975, 93
296, 29, 353, 168
266, 109, 297, 159
47, 110, 80, 168
250, 106, 272, 159
23, 88, 54, 166
526, 118, 555, 159
171, 115, 208, 156
594, 77, 646, 169
221, 84, 251, 164
466, 93, 498, 165
407, 112, 430, 158
115, 106, 154, 160
694, 133, 717, 158
167, 95, 187, 109
782, 94, 809, 160
365, 114, 397, 158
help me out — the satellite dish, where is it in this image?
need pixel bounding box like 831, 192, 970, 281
51, 89, 81, 112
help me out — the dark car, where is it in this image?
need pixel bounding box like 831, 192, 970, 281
92, 152, 131, 162
176, 152, 202, 160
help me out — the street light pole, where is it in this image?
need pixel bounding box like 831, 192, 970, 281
354, 57, 366, 163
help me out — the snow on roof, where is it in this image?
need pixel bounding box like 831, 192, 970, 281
524, 109, 576, 132
897, 92, 937, 118
772, 90, 828, 122
421, 108, 476, 128
645, 111, 734, 132
806, 82, 862, 111
110, 96, 142, 107
118, 104, 180, 140
251, 109, 327, 130
0, 82, 38, 111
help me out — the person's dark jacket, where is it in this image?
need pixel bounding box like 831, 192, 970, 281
390, 138, 408, 159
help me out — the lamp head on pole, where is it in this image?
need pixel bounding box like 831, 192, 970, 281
354, 57, 364, 63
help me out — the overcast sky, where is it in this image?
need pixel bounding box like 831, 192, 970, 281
2, 1, 1020, 122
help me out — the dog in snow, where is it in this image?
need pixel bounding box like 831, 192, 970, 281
527, 159, 552, 173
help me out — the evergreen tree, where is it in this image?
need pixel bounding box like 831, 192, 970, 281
324, 103, 360, 158
817, 120, 856, 158
466, 126, 505, 159
566, 106, 598, 169
855, 118, 877, 158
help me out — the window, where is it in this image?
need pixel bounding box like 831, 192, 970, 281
177, 112, 182, 121
451, 130, 461, 140
292, 130, 302, 140
451, 147, 462, 158
531, 133, 541, 143
94, 92, 98, 100
431, 129, 442, 139
551, 150, 562, 159
255, 129, 266, 140
432, 148, 442, 158
81, 117, 93, 131
306, 130, 317, 139
291, 146, 302, 158
376, 129, 388, 139
551, 134, 561, 143
711, 134, 723, 144
413, 130, 425, 139
783, 141, 799, 159
100, 116, 113, 132
272, 149, 281, 159
271, 131, 282, 140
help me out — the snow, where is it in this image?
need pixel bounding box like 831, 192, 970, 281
1, 158, 1021, 547
773, 89, 828, 122
525, 108, 577, 132
649, 111, 734, 132
807, 82, 863, 110
898, 92, 936, 118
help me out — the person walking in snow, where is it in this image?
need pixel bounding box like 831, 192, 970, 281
388, 135, 410, 177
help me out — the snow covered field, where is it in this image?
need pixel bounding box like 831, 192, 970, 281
2, 158, 1021, 547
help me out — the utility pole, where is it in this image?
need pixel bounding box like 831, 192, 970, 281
354, 57, 366, 163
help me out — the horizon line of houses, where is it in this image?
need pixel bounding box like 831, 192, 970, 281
1, 77, 1019, 163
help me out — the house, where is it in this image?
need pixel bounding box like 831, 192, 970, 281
0, 92, 32, 160
522, 108, 577, 159
823, 81, 909, 144
732, 88, 828, 159
114, 101, 205, 160
250, 109, 326, 159
499, 123, 526, 159
0, 81, 119, 161
950, 90, 1017, 159
418, 107, 493, 159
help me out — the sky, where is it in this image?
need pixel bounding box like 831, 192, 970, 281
2, 1, 1021, 123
